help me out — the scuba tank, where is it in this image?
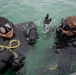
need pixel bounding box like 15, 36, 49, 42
10, 55, 25, 72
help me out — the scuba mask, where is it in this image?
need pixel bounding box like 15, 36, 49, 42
60, 18, 76, 31
0, 22, 14, 38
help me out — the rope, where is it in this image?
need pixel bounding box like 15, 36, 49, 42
0, 40, 20, 58
49, 65, 58, 70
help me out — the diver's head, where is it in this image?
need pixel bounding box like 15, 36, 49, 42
56, 17, 76, 37
0, 17, 14, 38
65, 16, 76, 29
28, 27, 38, 45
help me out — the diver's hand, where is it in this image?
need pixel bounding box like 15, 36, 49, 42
62, 30, 74, 36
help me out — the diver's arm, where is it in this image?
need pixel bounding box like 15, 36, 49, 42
62, 29, 74, 36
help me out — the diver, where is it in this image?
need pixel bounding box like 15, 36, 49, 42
23, 26, 38, 45
43, 14, 52, 33
55, 18, 76, 52
0, 17, 25, 74
55, 16, 76, 51
51, 16, 76, 75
